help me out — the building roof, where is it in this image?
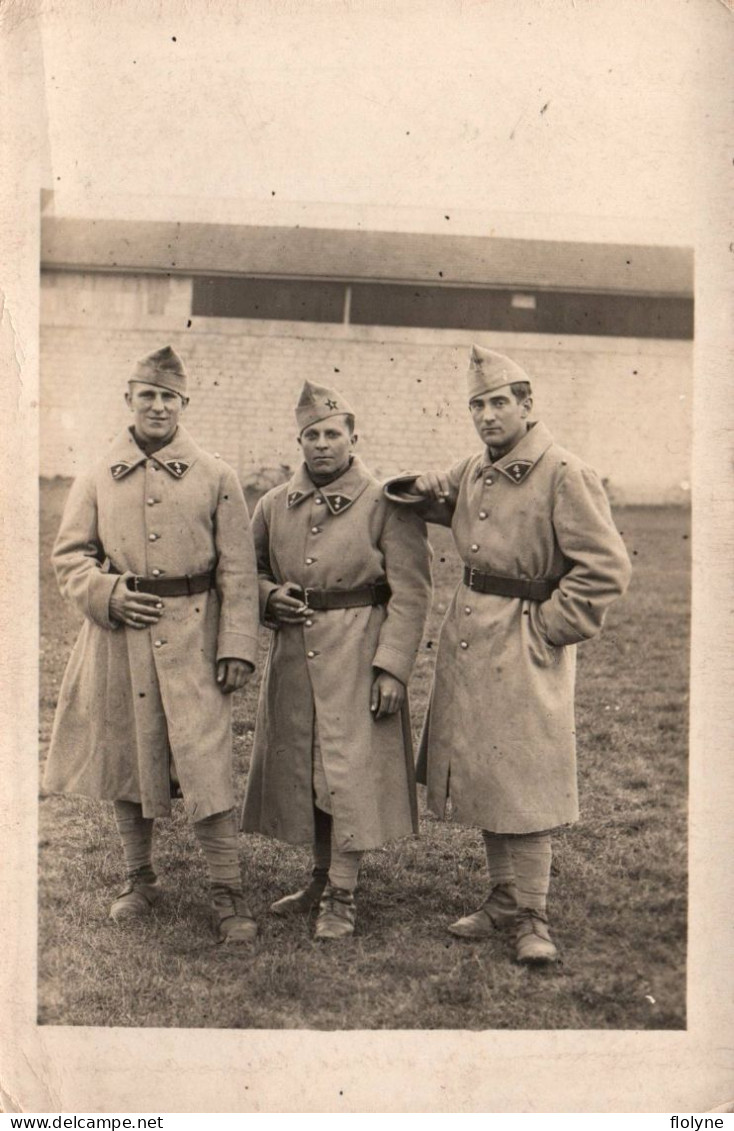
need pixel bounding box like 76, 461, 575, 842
41, 217, 693, 296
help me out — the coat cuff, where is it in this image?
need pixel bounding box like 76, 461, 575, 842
372, 643, 413, 686
88, 572, 123, 630
216, 631, 259, 666
259, 580, 280, 628
383, 473, 422, 504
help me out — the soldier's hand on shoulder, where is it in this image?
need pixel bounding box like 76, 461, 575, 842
412, 471, 451, 503
216, 658, 255, 694
370, 671, 406, 719
109, 575, 165, 629
266, 582, 310, 624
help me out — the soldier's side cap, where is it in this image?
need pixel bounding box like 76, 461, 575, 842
467, 344, 531, 400
296, 379, 354, 432
130, 345, 188, 398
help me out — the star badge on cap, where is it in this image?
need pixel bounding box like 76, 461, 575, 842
325, 398, 339, 410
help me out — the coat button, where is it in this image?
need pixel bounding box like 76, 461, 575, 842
149, 533, 159, 541
305, 619, 313, 627
315, 497, 324, 505
470, 543, 479, 552
464, 606, 472, 615
154, 640, 163, 648
305, 557, 315, 565
478, 511, 487, 520
307, 650, 316, 659
460, 640, 469, 649
485, 477, 492, 485
311, 527, 321, 535
147, 498, 156, 506
152, 568, 161, 577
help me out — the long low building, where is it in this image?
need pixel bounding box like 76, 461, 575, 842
40, 213, 693, 504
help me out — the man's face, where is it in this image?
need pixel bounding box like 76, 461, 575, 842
298, 415, 355, 476
469, 388, 531, 455
125, 382, 187, 444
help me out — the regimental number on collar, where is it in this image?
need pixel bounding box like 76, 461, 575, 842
163, 459, 190, 478
326, 493, 351, 512
503, 460, 533, 484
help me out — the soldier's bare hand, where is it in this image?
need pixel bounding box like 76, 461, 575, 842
109, 576, 165, 629
216, 658, 255, 694
412, 471, 452, 503
267, 582, 310, 624
370, 672, 405, 719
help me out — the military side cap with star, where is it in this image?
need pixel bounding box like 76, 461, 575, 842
296, 380, 354, 432
131, 345, 188, 398
467, 345, 531, 400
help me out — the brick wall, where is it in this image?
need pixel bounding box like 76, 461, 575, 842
40, 271, 692, 503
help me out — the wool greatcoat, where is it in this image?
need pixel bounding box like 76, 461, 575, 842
241, 456, 432, 852
385, 421, 631, 834
43, 425, 259, 821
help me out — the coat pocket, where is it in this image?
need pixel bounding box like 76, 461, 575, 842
525, 601, 561, 667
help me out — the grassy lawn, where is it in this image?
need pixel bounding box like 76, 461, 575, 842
38, 478, 689, 1029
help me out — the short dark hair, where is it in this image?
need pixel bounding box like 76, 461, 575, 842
509, 381, 532, 403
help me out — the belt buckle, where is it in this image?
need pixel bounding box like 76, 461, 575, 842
303, 587, 313, 608
131, 575, 141, 592
468, 566, 478, 590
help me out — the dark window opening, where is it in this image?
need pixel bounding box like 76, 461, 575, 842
192, 276, 345, 323
191, 275, 693, 340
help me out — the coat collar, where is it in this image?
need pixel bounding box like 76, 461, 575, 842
108, 425, 201, 481
472, 421, 554, 486
286, 456, 373, 515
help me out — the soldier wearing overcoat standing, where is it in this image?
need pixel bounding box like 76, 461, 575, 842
242, 380, 431, 940
44, 346, 261, 943
385, 345, 631, 963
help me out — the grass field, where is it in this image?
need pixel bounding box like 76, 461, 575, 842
38, 478, 690, 1030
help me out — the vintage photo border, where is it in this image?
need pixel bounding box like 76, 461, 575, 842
1, 0, 732, 1113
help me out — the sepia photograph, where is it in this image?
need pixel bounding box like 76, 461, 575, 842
2, 0, 732, 1114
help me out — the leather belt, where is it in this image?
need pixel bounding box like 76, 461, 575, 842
463, 566, 559, 602
303, 581, 391, 611
118, 570, 216, 597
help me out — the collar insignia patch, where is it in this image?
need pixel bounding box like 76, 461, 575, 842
503, 460, 534, 484
287, 490, 305, 508
163, 459, 190, 478
326, 493, 351, 512
110, 462, 132, 480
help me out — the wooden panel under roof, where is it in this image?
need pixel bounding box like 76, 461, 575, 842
41, 218, 693, 296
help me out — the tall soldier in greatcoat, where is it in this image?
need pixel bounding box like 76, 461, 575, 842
385, 345, 631, 964
241, 380, 431, 940
44, 346, 261, 943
